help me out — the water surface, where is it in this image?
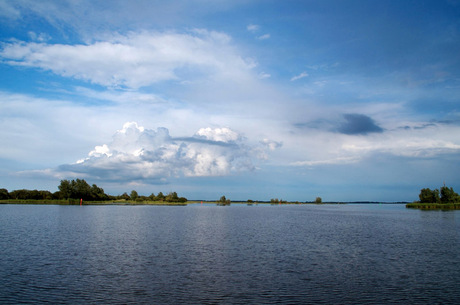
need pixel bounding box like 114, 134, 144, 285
1, 204, 459, 304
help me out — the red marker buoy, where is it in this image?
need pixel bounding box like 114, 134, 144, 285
80, 198, 82, 206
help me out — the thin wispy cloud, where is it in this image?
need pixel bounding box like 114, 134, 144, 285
258, 72, 271, 79
27, 31, 51, 42
247, 23, 270, 40
257, 34, 270, 40
291, 72, 309, 81
292, 156, 361, 167
246, 24, 260, 32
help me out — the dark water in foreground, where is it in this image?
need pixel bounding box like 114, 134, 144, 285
1, 204, 459, 304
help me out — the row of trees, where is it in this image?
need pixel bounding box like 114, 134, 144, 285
0, 179, 109, 201
0, 179, 187, 203
270, 198, 287, 204
0, 188, 55, 200
269, 197, 322, 203
120, 190, 187, 203
419, 185, 460, 203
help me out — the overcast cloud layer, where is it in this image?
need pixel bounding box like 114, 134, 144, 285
1, 0, 459, 201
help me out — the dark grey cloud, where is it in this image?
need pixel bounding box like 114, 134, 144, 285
337, 114, 384, 135
398, 119, 460, 131
294, 113, 384, 135
412, 123, 437, 130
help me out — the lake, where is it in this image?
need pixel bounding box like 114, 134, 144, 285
1, 203, 459, 304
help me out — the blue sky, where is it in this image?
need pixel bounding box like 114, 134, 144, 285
1, 0, 459, 201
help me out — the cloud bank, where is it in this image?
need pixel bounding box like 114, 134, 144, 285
289, 119, 460, 168
35, 122, 275, 182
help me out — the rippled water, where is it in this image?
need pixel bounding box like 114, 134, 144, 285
1, 204, 459, 304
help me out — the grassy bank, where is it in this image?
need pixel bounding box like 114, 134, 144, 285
0, 199, 187, 206
406, 202, 460, 210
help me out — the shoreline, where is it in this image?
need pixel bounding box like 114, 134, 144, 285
0, 200, 413, 206
406, 202, 460, 210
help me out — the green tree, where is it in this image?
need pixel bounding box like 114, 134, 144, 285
38, 190, 53, 200
315, 197, 322, 203
165, 191, 179, 202
58, 180, 72, 199
10, 189, 29, 200
156, 192, 165, 201
91, 184, 107, 201
74, 179, 92, 200
58, 179, 107, 200
119, 192, 130, 200
130, 190, 139, 201
218, 195, 231, 205
419, 188, 440, 203
52, 191, 61, 199
440, 186, 459, 203
29, 190, 40, 199
0, 188, 9, 200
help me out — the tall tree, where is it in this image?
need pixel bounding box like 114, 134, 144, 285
166, 192, 179, 202
130, 190, 139, 201
156, 192, 165, 201
73, 179, 92, 200
119, 192, 130, 200
0, 188, 9, 200
91, 184, 107, 200
218, 195, 230, 205
58, 180, 72, 199
440, 186, 459, 203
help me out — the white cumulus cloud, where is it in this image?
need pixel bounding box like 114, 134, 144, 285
37, 122, 280, 182
194, 127, 241, 143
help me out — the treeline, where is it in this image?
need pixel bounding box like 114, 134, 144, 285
120, 190, 187, 203
269, 196, 322, 204
0, 188, 56, 200
0, 179, 108, 201
418, 185, 460, 203
0, 179, 187, 203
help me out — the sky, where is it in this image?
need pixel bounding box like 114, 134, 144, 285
0, 0, 459, 202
